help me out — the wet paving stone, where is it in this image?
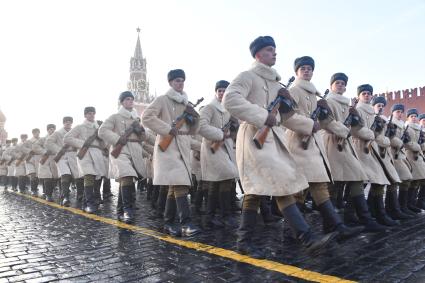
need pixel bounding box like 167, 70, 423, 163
2, 187, 425, 282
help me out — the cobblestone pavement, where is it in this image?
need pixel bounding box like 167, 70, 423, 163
2, 185, 425, 282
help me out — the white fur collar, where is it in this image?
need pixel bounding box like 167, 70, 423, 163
357, 101, 375, 115
327, 92, 350, 106
392, 118, 404, 129
406, 121, 421, 130
118, 106, 139, 120
250, 62, 281, 82
292, 78, 318, 94
210, 97, 225, 113
165, 88, 189, 105
83, 120, 99, 129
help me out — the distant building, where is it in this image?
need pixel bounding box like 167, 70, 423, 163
0, 108, 7, 144
126, 28, 155, 115
378, 86, 425, 116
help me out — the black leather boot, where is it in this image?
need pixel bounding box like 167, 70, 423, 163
146, 179, 153, 201
150, 185, 159, 209
75, 178, 84, 205
204, 184, 224, 229
399, 189, 418, 216
344, 198, 361, 226
407, 188, 422, 213
319, 200, 363, 241
18, 176, 26, 193
45, 179, 54, 202
102, 178, 113, 200
30, 176, 39, 196
236, 209, 265, 259
84, 185, 97, 213
386, 187, 413, 220
11, 177, 18, 191
260, 196, 281, 225
282, 203, 336, 254
220, 190, 238, 227
416, 185, 425, 210
352, 195, 386, 232
117, 184, 135, 223
374, 194, 400, 226
163, 197, 181, 237
155, 186, 168, 217
94, 179, 102, 205
193, 182, 206, 215
176, 195, 200, 237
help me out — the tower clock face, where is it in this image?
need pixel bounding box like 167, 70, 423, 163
137, 80, 146, 90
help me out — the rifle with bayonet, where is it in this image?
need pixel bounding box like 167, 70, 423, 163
53, 145, 70, 163
364, 108, 384, 154
378, 114, 396, 158
394, 125, 409, 159
210, 117, 238, 154
253, 76, 295, 149
414, 129, 425, 161
111, 118, 145, 158
39, 151, 50, 165
301, 89, 330, 150
77, 121, 103, 160
337, 98, 360, 151
158, 98, 204, 152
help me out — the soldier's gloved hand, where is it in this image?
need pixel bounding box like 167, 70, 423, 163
185, 105, 199, 117
402, 133, 411, 144
116, 136, 127, 145
317, 99, 332, 120
223, 130, 231, 140
264, 113, 277, 127
349, 107, 360, 117
133, 124, 145, 135
277, 88, 295, 113
169, 127, 178, 136
312, 121, 321, 133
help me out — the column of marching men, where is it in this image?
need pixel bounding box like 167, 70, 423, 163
2, 35, 425, 259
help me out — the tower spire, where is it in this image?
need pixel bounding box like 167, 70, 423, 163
134, 27, 143, 59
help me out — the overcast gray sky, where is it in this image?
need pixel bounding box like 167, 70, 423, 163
1, 0, 424, 138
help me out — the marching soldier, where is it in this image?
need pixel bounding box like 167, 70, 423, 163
64, 107, 109, 213
352, 85, 397, 226
368, 96, 402, 225
388, 104, 416, 217
190, 134, 202, 205
22, 129, 42, 196
322, 73, 385, 231
199, 80, 239, 228
5, 138, 19, 191
223, 36, 335, 258
0, 140, 11, 189
417, 113, 425, 209
142, 69, 201, 237
404, 108, 425, 213
286, 57, 362, 237
14, 134, 29, 192
98, 91, 147, 223
35, 124, 58, 200
46, 117, 81, 206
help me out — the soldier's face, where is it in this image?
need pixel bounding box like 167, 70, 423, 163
331, 80, 346, 94
255, 46, 276, 67
358, 91, 372, 103
63, 121, 72, 131
296, 65, 313, 81
215, 88, 226, 102
373, 103, 385, 114
169, 78, 185, 93
408, 114, 418, 124
21, 137, 27, 142
33, 131, 40, 139
420, 119, 425, 127
121, 97, 134, 110
85, 112, 96, 122
393, 110, 403, 120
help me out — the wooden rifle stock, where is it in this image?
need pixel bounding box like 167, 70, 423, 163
210, 120, 232, 154
15, 153, 27, 166
77, 129, 99, 160
53, 145, 69, 163
158, 97, 204, 152
111, 120, 144, 158
364, 109, 383, 154
337, 98, 359, 152
39, 153, 49, 165
25, 151, 35, 162
253, 77, 295, 149
301, 90, 330, 150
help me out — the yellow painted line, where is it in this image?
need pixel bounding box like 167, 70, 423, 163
13, 191, 355, 283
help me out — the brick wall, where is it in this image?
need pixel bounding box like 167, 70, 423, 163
377, 86, 425, 116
